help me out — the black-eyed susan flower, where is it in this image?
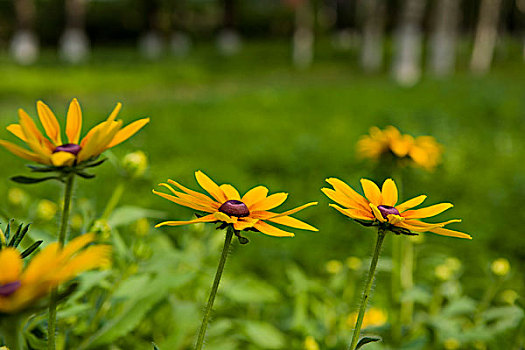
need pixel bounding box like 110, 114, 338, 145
153, 171, 318, 237
0, 99, 149, 169
357, 126, 442, 171
322, 177, 471, 239
0, 233, 110, 314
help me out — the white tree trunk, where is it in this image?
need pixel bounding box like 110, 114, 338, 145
60, 0, 90, 63
470, 0, 502, 74
11, 0, 39, 65
361, 0, 386, 72
392, 0, 426, 86
428, 0, 459, 77
293, 0, 314, 69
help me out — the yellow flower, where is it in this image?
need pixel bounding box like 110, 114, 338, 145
0, 233, 110, 313
7, 188, 29, 207
153, 171, 318, 237
345, 256, 362, 270
444, 338, 460, 350
0, 99, 149, 167
322, 177, 471, 239
357, 126, 442, 170
36, 199, 58, 221
304, 336, 320, 350
347, 307, 387, 329
491, 258, 510, 276
325, 260, 343, 274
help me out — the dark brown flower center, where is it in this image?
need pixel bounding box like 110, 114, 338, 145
219, 200, 250, 217
377, 205, 400, 220
0, 280, 21, 297
53, 143, 82, 155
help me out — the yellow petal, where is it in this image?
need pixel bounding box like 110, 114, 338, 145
0, 248, 22, 284
267, 202, 318, 219
402, 203, 453, 219
167, 179, 217, 204
250, 193, 288, 211
107, 102, 122, 122
54, 245, 112, 282
195, 171, 227, 202
234, 218, 259, 231
0, 140, 46, 164
214, 212, 237, 223
51, 151, 75, 167
59, 233, 96, 259
369, 203, 386, 222
381, 179, 398, 206
325, 178, 369, 211
152, 190, 216, 213
7, 124, 27, 142
360, 179, 382, 205
267, 215, 318, 231
429, 227, 472, 240
159, 183, 218, 211
66, 98, 82, 144
220, 184, 241, 200
328, 203, 374, 221
253, 221, 294, 237
106, 118, 150, 149
18, 109, 54, 156
322, 188, 358, 209
387, 214, 404, 225
155, 214, 217, 228
242, 186, 269, 207
37, 101, 62, 145
395, 195, 427, 212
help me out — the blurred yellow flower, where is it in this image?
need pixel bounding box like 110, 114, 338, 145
445, 257, 462, 272
70, 214, 84, 230
435, 264, 453, 281
346, 256, 362, 270
122, 150, 148, 178
304, 336, 320, 350
322, 177, 471, 239
36, 199, 58, 221
134, 218, 150, 237
491, 258, 510, 276
357, 126, 442, 171
7, 188, 29, 207
347, 307, 387, 329
0, 233, 110, 313
500, 289, 519, 305
325, 260, 343, 274
153, 171, 318, 237
0, 99, 149, 167
444, 338, 460, 350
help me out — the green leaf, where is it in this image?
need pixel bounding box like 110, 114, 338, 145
221, 276, 282, 303
241, 320, 286, 349
20, 240, 43, 258
356, 336, 381, 349
74, 171, 96, 179
152, 343, 160, 350
11, 175, 61, 184
27, 164, 57, 172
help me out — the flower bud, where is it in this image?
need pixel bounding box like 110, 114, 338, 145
71, 214, 84, 230
122, 151, 148, 178
500, 289, 518, 305
325, 260, 343, 274
345, 256, 362, 270
491, 258, 510, 277
304, 336, 320, 350
134, 218, 150, 237
435, 264, 452, 281
444, 338, 460, 350
8, 188, 29, 207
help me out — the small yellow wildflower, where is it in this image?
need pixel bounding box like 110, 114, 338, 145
435, 264, 453, 281
444, 338, 460, 350
134, 218, 150, 237
304, 336, 320, 350
357, 126, 443, 171
322, 177, 471, 239
0, 99, 149, 167
445, 257, 462, 272
491, 258, 510, 276
325, 260, 343, 274
70, 214, 84, 230
500, 289, 519, 305
36, 199, 58, 221
346, 256, 362, 270
0, 233, 110, 313
122, 150, 148, 178
347, 307, 387, 329
153, 171, 318, 237
7, 188, 29, 207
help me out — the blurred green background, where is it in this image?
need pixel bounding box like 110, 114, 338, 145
0, 0, 524, 349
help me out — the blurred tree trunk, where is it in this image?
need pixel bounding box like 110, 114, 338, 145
10, 0, 39, 64
333, 0, 356, 50
139, 0, 164, 59
470, 0, 503, 74
171, 0, 192, 57
360, 0, 386, 73
60, 0, 90, 63
392, 0, 427, 86
217, 0, 241, 55
428, 0, 459, 77
292, 0, 314, 69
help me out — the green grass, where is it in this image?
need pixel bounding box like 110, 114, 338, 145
0, 40, 524, 295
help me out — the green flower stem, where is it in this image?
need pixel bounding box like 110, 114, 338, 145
349, 227, 386, 350
47, 173, 75, 350
101, 181, 126, 220
1, 316, 24, 350
195, 226, 234, 350
400, 238, 414, 325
